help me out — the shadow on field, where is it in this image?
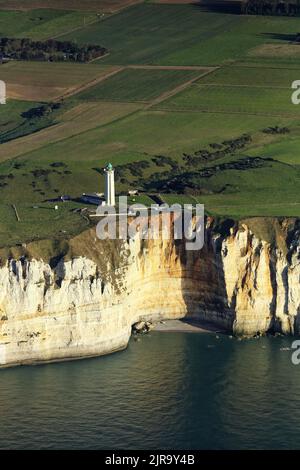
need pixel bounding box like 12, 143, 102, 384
192, 0, 242, 14
260, 32, 297, 42
92, 167, 103, 175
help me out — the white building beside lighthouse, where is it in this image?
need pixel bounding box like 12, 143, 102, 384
0, 80, 6, 105
104, 163, 116, 206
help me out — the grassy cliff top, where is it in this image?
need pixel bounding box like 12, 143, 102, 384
0, 216, 297, 266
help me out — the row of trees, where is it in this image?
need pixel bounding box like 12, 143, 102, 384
21, 102, 62, 120
241, 0, 300, 15
182, 134, 252, 167
0, 37, 107, 62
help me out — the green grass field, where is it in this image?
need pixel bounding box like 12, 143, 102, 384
0, 9, 97, 39
0, 0, 139, 12
200, 64, 300, 87
248, 136, 300, 165
20, 11, 97, 40
0, 99, 40, 134
160, 84, 296, 116
61, 4, 300, 65
76, 68, 203, 102
0, 201, 90, 247
0, 98, 56, 143
6, 110, 290, 166
62, 4, 240, 65
0, 2, 300, 246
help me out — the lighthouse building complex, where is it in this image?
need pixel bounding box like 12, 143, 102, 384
104, 163, 116, 206
81, 163, 116, 206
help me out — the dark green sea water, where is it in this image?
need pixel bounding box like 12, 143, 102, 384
0, 331, 299, 450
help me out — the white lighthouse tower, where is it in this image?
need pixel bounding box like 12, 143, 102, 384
104, 162, 115, 206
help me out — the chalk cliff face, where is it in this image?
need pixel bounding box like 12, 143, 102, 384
0, 217, 299, 367
220, 220, 300, 336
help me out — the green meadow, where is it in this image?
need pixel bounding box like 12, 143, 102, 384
61, 4, 300, 65
76, 68, 203, 102
0, 202, 90, 247
0, 2, 300, 245
6, 110, 289, 166
0, 99, 39, 134
200, 64, 300, 87
0, 99, 54, 143
0, 9, 96, 39
61, 4, 238, 65
160, 84, 295, 116
248, 136, 300, 165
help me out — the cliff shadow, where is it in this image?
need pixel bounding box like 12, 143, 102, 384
176, 217, 236, 333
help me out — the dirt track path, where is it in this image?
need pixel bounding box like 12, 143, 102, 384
127, 65, 214, 71
154, 106, 298, 119
48, 0, 143, 40
56, 66, 125, 101
49, 16, 101, 40
144, 66, 219, 109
